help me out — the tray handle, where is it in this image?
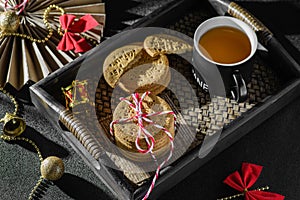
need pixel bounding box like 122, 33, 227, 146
228, 2, 272, 45
226, 1, 300, 76
59, 109, 103, 160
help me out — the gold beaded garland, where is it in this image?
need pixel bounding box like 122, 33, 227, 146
0, 5, 64, 43
0, 87, 65, 199
0, 4, 99, 47
0, 87, 26, 137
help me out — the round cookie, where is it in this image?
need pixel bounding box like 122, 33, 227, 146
144, 34, 192, 57
112, 94, 175, 159
117, 52, 170, 95
103, 44, 144, 88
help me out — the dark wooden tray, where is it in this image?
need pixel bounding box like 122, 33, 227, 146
30, 0, 300, 199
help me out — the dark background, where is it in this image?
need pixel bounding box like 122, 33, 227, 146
1, 0, 300, 199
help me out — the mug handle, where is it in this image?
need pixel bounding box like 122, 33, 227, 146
231, 70, 248, 102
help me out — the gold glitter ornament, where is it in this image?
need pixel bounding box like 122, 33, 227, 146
0, 1, 105, 90
0, 87, 65, 199
40, 156, 65, 181
0, 10, 20, 33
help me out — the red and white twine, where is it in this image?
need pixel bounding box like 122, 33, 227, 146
4, 0, 28, 14
110, 92, 176, 200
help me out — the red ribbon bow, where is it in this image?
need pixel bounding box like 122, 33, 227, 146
57, 14, 99, 53
223, 163, 285, 200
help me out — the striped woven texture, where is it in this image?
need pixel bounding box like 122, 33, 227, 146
61, 7, 281, 186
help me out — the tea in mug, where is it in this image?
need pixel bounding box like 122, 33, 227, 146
198, 26, 251, 64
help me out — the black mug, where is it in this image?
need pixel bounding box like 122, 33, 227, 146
193, 16, 258, 102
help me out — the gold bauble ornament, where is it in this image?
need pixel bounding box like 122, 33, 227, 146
0, 10, 20, 33
40, 156, 65, 181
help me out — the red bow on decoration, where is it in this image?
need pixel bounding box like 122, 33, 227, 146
222, 163, 284, 200
57, 14, 99, 53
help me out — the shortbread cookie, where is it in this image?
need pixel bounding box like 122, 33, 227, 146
144, 34, 193, 57
103, 44, 144, 88
117, 52, 170, 95
113, 94, 175, 156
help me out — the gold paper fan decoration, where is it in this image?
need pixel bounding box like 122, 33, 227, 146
0, 0, 105, 90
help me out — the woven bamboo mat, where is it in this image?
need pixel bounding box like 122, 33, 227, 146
91, 57, 279, 186
60, 9, 281, 187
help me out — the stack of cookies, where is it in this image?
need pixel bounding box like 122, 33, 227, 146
103, 34, 192, 160
112, 94, 175, 160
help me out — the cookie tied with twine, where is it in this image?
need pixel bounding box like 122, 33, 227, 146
110, 92, 176, 200
111, 92, 175, 156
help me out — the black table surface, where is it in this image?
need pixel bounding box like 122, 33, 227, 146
1, 0, 300, 200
